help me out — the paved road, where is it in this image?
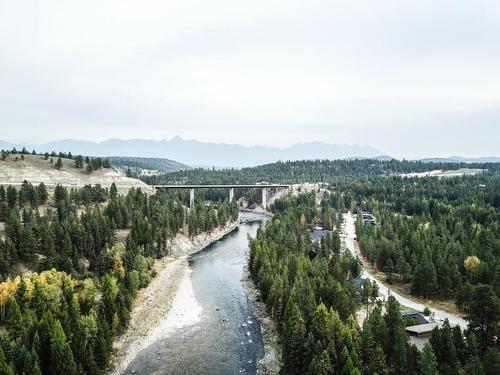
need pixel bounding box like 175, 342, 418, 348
342, 212, 468, 330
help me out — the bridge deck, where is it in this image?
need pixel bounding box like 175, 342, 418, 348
153, 184, 289, 189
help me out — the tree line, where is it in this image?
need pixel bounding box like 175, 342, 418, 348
143, 159, 500, 185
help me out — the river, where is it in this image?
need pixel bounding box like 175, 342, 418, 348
123, 212, 268, 374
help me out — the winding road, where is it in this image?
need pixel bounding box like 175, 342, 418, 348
342, 212, 468, 330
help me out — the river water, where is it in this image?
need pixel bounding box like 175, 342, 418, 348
123, 212, 268, 374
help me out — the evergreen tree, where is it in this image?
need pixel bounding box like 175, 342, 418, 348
466, 284, 499, 353
49, 320, 77, 375
430, 320, 459, 375
483, 347, 500, 375
6, 299, 25, 341
110, 182, 118, 199
6, 186, 17, 209
283, 297, 307, 374
19, 224, 36, 263
55, 158, 63, 170
418, 343, 439, 375
0, 347, 14, 375
308, 350, 333, 375
36, 183, 48, 204
384, 296, 407, 374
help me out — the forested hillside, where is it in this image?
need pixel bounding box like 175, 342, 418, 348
250, 192, 499, 374
107, 156, 190, 176
0, 182, 238, 374
143, 159, 498, 185
330, 174, 499, 321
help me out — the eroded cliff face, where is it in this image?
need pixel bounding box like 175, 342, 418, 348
168, 219, 239, 257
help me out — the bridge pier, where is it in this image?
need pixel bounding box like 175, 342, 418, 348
153, 184, 289, 210
262, 188, 267, 209
189, 188, 195, 208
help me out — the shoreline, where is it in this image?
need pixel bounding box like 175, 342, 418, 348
242, 265, 283, 374
239, 207, 274, 218
108, 219, 240, 374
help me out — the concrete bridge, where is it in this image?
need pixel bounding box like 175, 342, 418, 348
153, 184, 289, 208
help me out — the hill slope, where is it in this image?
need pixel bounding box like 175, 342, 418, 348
107, 156, 190, 175
0, 154, 153, 193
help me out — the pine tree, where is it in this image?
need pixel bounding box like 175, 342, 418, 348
36, 312, 54, 374
110, 182, 118, 199
338, 345, 359, 375
10, 341, 41, 375
412, 252, 437, 298
55, 157, 63, 170
308, 350, 333, 375
483, 347, 500, 375
361, 317, 389, 375
282, 298, 307, 374
5, 209, 22, 252
19, 224, 36, 263
418, 343, 439, 375
466, 284, 499, 353
6, 299, 24, 341
37, 183, 48, 204
384, 296, 408, 373
430, 320, 459, 375
0, 346, 14, 375
14, 278, 28, 310
49, 320, 77, 375
6, 186, 17, 209
370, 345, 389, 375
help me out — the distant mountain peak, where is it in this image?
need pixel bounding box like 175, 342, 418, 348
0, 137, 386, 167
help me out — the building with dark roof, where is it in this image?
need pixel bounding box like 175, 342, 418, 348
402, 310, 429, 326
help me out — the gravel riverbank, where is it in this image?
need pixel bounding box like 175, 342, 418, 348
242, 264, 283, 374
108, 219, 239, 374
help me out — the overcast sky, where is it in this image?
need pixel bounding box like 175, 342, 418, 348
0, 0, 499, 159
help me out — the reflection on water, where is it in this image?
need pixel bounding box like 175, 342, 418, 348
123, 212, 268, 374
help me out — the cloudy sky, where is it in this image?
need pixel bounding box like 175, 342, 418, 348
0, 0, 499, 159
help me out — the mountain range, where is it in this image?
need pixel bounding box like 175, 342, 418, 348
1, 137, 498, 168
0, 137, 386, 168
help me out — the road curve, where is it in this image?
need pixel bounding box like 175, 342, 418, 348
342, 212, 468, 330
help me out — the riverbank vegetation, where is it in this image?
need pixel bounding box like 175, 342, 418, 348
250, 192, 499, 374
0, 182, 238, 374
